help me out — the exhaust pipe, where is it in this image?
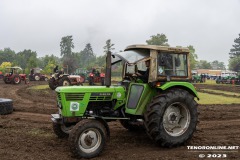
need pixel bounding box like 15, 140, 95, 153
105, 51, 111, 87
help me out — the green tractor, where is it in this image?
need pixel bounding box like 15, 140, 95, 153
51, 45, 199, 158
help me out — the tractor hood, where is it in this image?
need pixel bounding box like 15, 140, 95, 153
56, 86, 124, 93
55, 86, 126, 100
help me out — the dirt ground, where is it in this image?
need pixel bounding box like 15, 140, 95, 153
0, 80, 239, 160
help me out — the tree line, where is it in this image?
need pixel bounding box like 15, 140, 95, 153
0, 33, 230, 75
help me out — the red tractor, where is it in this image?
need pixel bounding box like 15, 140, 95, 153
49, 72, 83, 90
88, 67, 105, 85
29, 68, 48, 81
3, 67, 27, 84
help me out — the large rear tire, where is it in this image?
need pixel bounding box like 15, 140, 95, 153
49, 78, 58, 90
59, 76, 71, 87
89, 77, 94, 85
3, 77, 11, 84
69, 119, 107, 159
144, 89, 198, 147
0, 98, 13, 115
34, 74, 40, 81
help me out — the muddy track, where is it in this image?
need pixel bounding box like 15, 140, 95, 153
0, 80, 239, 160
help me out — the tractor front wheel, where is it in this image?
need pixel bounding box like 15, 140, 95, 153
69, 119, 107, 159
13, 76, 21, 84
144, 89, 198, 147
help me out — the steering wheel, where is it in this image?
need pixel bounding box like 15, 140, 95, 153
124, 73, 137, 82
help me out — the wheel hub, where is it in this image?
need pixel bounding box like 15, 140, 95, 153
80, 130, 98, 149
168, 112, 180, 124
163, 102, 190, 136
63, 80, 70, 86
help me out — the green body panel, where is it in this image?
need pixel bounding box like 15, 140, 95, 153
55, 86, 126, 117
125, 83, 156, 115
159, 82, 199, 99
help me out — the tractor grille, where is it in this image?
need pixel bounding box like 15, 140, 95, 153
89, 96, 112, 101
65, 93, 85, 101
56, 93, 61, 101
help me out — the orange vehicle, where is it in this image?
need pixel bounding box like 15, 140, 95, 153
88, 67, 105, 85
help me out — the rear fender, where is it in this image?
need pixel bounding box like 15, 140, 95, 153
158, 82, 199, 100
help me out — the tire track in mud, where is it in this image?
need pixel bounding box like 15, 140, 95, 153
3, 111, 52, 123
1, 84, 32, 104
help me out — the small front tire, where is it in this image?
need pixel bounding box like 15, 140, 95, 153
69, 119, 107, 159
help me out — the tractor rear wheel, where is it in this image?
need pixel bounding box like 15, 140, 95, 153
144, 89, 198, 147
69, 119, 107, 159
3, 77, 11, 84
101, 77, 104, 86
0, 98, 13, 115
89, 77, 94, 85
49, 78, 58, 90
53, 122, 74, 138
80, 76, 85, 83
13, 75, 21, 84
34, 74, 40, 81
59, 76, 71, 87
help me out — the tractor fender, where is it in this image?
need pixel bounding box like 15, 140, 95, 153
158, 82, 199, 100
95, 118, 110, 140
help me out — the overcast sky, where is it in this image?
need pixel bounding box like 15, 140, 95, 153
1, 0, 240, 66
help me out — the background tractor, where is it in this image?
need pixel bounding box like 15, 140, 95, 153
49, 71, 83, 90
51, 45, 199, 158
88, 67, 105, 86
29, 68, 48, 81
75, 68, 89, 83
3, 67, 27, 84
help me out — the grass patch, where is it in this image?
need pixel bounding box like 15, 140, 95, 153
201, 89, 240, 96
28, 85, 49, 90
27, 128, 53, 138
197, 92, 240, 104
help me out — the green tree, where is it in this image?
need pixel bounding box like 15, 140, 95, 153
228, 34, 240, 71
80, 43, 96, 68
211, 60, 225, 70
187, 45, 198, 69
146, 33, 169, 46
60, 35, 77, 74
228, 57, 240, 72
43, 60, 57, 74
196, 60, 211, 69
229, 34, 240, 58
15, 49, 37, 73
0, 48, 16, 64
103, 39, 115, 55
60, 35, 74, 56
